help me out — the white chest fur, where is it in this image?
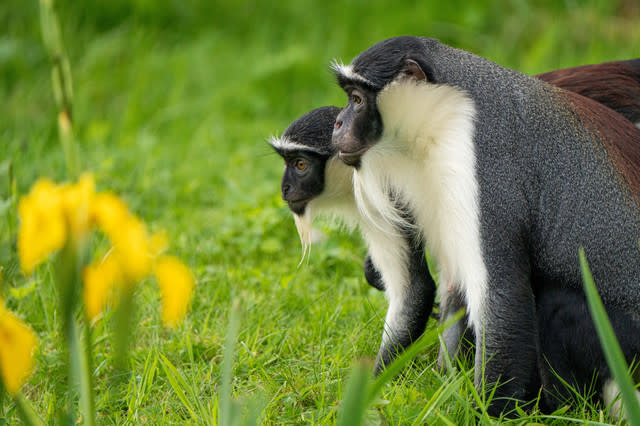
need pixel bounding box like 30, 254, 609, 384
353, 79, 488, 329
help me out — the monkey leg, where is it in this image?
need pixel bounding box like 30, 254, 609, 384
437, 283, 474, 371
373, 239, 436, 374
536, 285, 640, 413
476, 279, 541, 417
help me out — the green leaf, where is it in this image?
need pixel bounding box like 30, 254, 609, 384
336, 361, 372, 426
367, 309, 465, 406
579, 248, 640, 422
158, 352, 199, 420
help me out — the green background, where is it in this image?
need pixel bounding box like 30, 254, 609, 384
2, 0, 639, 423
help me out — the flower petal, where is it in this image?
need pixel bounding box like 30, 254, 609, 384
17, 179, 67, 273
83, 254, 120, 320
61, 173, 95, 244
0, 306, 37, 395
154, 256, 194, 327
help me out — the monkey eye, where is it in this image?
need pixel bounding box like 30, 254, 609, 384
294, 159, 307, 171
351, 93, 363, 105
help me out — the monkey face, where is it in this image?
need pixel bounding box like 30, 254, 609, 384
269, 106, 341, 215
280, 152, 327, 215
332, 85, 383, 168
332, 55, 429, 168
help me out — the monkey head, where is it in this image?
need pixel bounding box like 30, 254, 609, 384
332, 37, 436, 167
269, 106, 340, 215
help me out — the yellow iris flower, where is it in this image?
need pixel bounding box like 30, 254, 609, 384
83, 252, 121, 321
0, 301, 37, 395
154, 256, 194, 327
90, 192, 130, 239
19, 174, 195, 327
60, 173, 95, 244
112, 216, 153, 284
17, 179, 67, 274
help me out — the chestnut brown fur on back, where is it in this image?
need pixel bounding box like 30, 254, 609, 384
538, 61, 640, 125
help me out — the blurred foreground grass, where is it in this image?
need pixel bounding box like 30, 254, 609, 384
2, 0, 639, 423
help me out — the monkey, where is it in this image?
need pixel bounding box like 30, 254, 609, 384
268, 58, 640, 395
331, 36, 640, 416
271, 58, 640, 383
270, 106, 437, 371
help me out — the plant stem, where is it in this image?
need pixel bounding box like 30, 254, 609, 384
75, 319, 96, 426
39, 0, 78, 179
14, 392, 46, 426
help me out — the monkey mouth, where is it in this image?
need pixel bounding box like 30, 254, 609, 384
338, 147, 369, 167
287, 199, 310, 215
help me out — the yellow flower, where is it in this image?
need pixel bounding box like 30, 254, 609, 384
83, 253, 121, 320
17, 179, 67, 273
154, 256, 194, 327
91, 193, 153, 283
90, 192, 130, 238
0, 301, 37, 395
61, 173, 95, 244
113, 217, 153, 284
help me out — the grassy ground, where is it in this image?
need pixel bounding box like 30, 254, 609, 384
2, 0, 640, 424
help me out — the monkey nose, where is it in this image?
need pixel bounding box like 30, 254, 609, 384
334, 120, 342, 130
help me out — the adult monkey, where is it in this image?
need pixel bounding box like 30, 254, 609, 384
331, 36, 640, 415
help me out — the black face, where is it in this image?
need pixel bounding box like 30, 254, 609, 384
280, 151, 328, 215
332, 84, 383, 168
270, 106, 341, 215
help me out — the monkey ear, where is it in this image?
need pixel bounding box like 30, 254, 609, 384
402, 59, 427, 81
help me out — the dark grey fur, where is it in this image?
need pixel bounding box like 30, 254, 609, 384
340, 36, 640, 415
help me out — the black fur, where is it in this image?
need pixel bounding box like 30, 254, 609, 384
536, 285, 640, 410
283, 106, 341, 155
363, 254, 385, 291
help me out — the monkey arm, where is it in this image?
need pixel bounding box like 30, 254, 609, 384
363, 253, 386, 291
366, 234, 436, 374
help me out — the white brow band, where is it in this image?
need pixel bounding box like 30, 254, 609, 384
331, 60, 376, 87
268, 136, 324, 154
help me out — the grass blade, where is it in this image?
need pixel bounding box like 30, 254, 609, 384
367, 309, 465, 405
336, 362, 372, 426
579, 247, 640, 422
14, 392, 46, 426
416, 374, 465, 423
219, 300, 241, 426
73, 320, 95, 426
158, 352, 199, 420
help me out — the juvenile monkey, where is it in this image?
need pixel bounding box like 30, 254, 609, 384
270, 106, 436, 370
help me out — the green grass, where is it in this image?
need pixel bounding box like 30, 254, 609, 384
2, 0, 640, 423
